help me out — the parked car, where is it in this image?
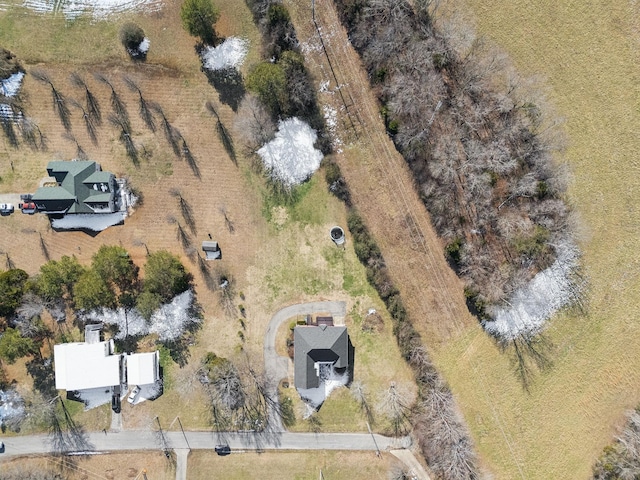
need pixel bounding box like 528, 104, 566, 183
19, 202, 37, 214
111, 393, 121, 413
214, 444, 231, 456
0, 203, 14, 214
127, 385, 141, 404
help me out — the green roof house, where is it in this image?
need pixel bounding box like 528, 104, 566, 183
294, 325, 350, 390
32, 161, 117, 215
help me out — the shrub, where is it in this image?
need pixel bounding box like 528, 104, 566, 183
119, 23, 145, 57
246, 62, 287, 118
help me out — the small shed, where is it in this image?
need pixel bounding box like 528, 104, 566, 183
202, 241, 221, 260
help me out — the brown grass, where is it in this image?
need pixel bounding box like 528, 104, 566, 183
188, 450, 394, 479
2, 452, 174, 479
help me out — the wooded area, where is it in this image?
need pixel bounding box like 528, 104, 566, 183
334, 0, 574, 319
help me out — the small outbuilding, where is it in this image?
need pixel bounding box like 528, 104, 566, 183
202, 241, 221, 260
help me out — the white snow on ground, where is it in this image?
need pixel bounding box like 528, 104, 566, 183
0, 71, 24, 121
51, 212, 126, 232
322, 104, 342, 152
88, 307, 147, 339
149, 290, 200, 342
257, 117, 324, 187
201, 37, 249, 71
15, 0, 163, 19
483, 241, 581, 339
0, 388, 25, 425
138, 37, 150, 54
90, 290, 199, 342
298, 364, 349, 412
0, 71, 24, 97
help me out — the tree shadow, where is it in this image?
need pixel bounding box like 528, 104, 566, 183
203, 67, 245, 112
501, 332, 555, 392
26, 358, 56, 397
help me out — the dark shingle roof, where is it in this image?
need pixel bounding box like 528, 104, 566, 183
294, 325, 348, 389
32, 161, 116, 214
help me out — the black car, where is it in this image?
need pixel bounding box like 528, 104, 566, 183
214, 445, 231, 456
111, 393, 121, 413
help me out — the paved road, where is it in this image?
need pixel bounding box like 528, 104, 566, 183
0, 430, 410, 461
263, 301, 347, 431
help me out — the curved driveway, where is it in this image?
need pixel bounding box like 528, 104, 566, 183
263, 301, 347, 432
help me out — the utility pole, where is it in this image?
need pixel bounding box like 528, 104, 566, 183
367, 421, 381, 458
177, 416, 191, 451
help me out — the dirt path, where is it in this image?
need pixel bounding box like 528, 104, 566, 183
287, 0, 477, 343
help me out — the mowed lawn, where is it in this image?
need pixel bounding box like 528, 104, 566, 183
426, 1, 640, 479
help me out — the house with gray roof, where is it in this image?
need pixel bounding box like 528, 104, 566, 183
32, 160, 117, 215
294, 324, 350, 390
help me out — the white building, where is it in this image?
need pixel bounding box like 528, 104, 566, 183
53, 324, 160, 408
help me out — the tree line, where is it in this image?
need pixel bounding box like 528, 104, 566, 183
242, 0, 331, 155
593, 407, 640, 479
333, 0, 575, 320
326, 158, 478, 479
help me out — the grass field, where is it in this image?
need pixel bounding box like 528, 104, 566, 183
187, 450, 395, 480
5, 450, 398, 479
416, 1, 640, 478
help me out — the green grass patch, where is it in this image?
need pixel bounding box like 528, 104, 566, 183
0, 10, 120, 64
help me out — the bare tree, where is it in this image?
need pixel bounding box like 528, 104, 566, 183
32, 70, 72, 131
70, 72, 101, 125
19, 117, 47, 150
376, 382, 412, 436
69, 98, 98, 145
95, 73, 129, 130
170, 189, 197, 235
351, 380, 374, 423
108, 113, 138, 165
219, 205, 235, 233
235, 95, 276, 150
123, 75, 156, 132
62, 132, 87, 160
152, 103, 181, 157
206, 101, 237, 165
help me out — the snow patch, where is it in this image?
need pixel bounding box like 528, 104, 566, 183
297, 364, 349, 411
483, 241, 581, 339
257, 117, 324, 187
0, 71, 24, 122
201, 37, 249, 71
89, 290, 199, 342
16, 0, 163, 19
51, 212, 126, 232
149, 290, 200, 342
0, 389, 25, 427
0, 71, 24, 97
322, 104, 342, 152
138, 37, 150, 54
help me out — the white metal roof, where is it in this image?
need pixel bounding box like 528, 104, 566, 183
54, 341, 122, 391
127, 351, 159, 386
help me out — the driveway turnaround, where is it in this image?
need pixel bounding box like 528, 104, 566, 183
263, 301, 347, 432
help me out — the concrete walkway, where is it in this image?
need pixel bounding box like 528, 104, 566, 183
174, 448, 189, 480
391, 449, 432, 480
